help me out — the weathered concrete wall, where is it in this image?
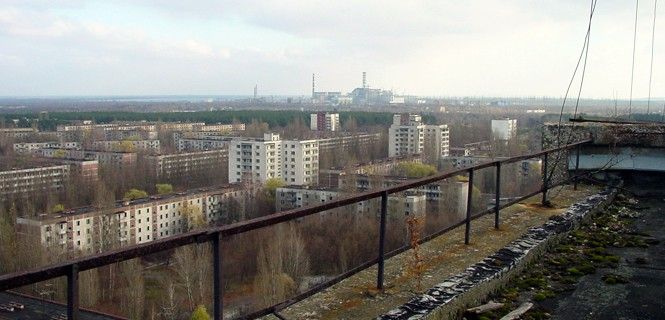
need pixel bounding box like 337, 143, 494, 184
379, 186, 617, 320
543, 123, 665, 173
543, 122, 665, 148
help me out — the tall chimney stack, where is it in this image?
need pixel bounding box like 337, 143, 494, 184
312, 73, 316, 98
362, 72, 367, 89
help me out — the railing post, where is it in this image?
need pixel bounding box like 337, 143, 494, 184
574, 144, 581, 190
67, 264, 79, 320
542, 152, 549, 205
494, 162, 501, 229
377, 191, 388, 290
213, 233, 223, 320
465, 169, 474, 245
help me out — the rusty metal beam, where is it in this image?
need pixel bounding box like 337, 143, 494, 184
0, 139, 593, 318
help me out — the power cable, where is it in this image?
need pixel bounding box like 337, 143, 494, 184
629, 0, 640, 118
549, 0, 597, 188
573, 4, 594, 119
554, 0, 597, 148
647, 0, 658, 114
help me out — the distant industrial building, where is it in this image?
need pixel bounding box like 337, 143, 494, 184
389, 114, 449, 160
310, 72, 393, 106
491, 119, 517, 140
310, 112, 340, 131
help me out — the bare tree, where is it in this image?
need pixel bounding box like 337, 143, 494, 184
120, 259, 145, 320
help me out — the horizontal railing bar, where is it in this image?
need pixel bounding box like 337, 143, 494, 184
0, 139, 592, 295
236, 174, 586, 319
500, 139, 591, 164
218, 139, 592, 238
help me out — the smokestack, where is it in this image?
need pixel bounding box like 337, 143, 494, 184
362, 72, 367, 89
312, 73, 316, 98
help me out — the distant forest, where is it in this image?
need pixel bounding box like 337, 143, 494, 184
1, 110, 435, 131
0, 110, 435, 131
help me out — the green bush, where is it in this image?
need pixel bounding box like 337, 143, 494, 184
123, 188, 148, 200
190, 305, 210, 320
156, 183, 174, 194
395, 162, 437, 178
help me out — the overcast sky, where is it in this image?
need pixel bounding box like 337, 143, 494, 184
0, 0, 662, 98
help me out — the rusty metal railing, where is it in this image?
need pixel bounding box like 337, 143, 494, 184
0, 139, 591, 320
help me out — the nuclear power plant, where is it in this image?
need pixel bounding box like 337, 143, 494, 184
311, 72, 394, 106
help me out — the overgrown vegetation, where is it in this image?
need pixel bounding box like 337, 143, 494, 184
156, 183, 174, 195
394, 162, 437, 178
123, 188, 148, 200
466, 193, 657, 320
1, 110, 401, 131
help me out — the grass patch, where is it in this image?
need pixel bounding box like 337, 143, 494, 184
602, 273, 629, 285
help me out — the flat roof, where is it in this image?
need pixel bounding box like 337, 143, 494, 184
0, 157, 68, 172
0, 291, 123, 320
30, 183, 243, 221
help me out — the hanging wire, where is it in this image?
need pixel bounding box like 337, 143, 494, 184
547, 0, 597, 190
554, 0, 597, 149
573, 8, 594, 120
628, 0, 640, 118
647, 0, 658, 114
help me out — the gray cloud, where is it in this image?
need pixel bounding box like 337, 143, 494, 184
0, 0, 662, 98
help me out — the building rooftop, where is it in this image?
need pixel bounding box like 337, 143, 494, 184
0, 291, 121, 320
28, 183, 243, 221
0, 157, 68, 172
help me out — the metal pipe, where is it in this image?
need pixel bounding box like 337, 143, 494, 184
377, 191, 388, 290
465, 169, 474, 245
225, 174, 587, 320
574, 144, 581, 190
542, 152, 549, 205
494, 162, 501, 229
213, 233, 223, 320
67, 264, 79, 320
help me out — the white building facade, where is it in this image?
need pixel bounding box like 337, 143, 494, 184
491, 119, 517, 140
17, 185, 249, 253
310, 113, 340, 131
229, 133, 319, 185
388, 114, 449, 160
